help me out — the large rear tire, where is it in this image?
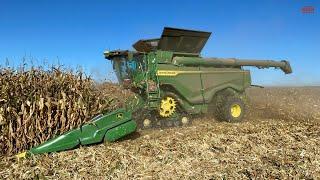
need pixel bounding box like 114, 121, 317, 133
213, 90, 246, 123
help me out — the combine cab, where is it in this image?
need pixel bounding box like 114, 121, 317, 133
18, 27, 292, 157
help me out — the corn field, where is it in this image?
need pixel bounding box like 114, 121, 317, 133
0, 66, 126, 155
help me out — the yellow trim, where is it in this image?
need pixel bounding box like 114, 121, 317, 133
231, 104, 241, 118
156, 70, 246, 76
156, 70, 179, 76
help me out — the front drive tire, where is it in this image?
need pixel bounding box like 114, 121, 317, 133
214, 94, 246, 123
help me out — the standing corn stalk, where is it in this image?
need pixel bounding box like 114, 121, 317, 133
0, 66, 127, 155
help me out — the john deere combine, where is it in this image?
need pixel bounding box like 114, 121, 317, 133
17, 27, 292, 157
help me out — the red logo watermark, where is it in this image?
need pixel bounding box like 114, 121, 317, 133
301, 6, 315, 14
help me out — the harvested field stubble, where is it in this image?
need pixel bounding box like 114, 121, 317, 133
247, 87, 320, 121
0, 67, 127, 155
1, 85, 320, 179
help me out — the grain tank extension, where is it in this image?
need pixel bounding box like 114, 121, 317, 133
17, 27, 292, 157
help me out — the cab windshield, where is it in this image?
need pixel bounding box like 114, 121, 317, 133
112, 55, 144, 83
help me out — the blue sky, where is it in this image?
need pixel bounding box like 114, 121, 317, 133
0, 0, 319, 85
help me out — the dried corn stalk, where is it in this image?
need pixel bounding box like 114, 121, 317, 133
0, 66, 129, 155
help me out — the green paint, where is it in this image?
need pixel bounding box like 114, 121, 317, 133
28, 109, 136, 155
104, 120, 137, 142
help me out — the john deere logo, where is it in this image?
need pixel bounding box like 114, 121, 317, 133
156, 70, 179, 76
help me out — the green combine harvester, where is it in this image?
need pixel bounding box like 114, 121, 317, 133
17, 27, 292, 158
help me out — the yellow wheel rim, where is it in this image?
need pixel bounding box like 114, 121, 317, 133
231, 104, 241, 118
159, 97, 176, 117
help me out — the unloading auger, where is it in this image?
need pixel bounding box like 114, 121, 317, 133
17, 27, 292, 158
